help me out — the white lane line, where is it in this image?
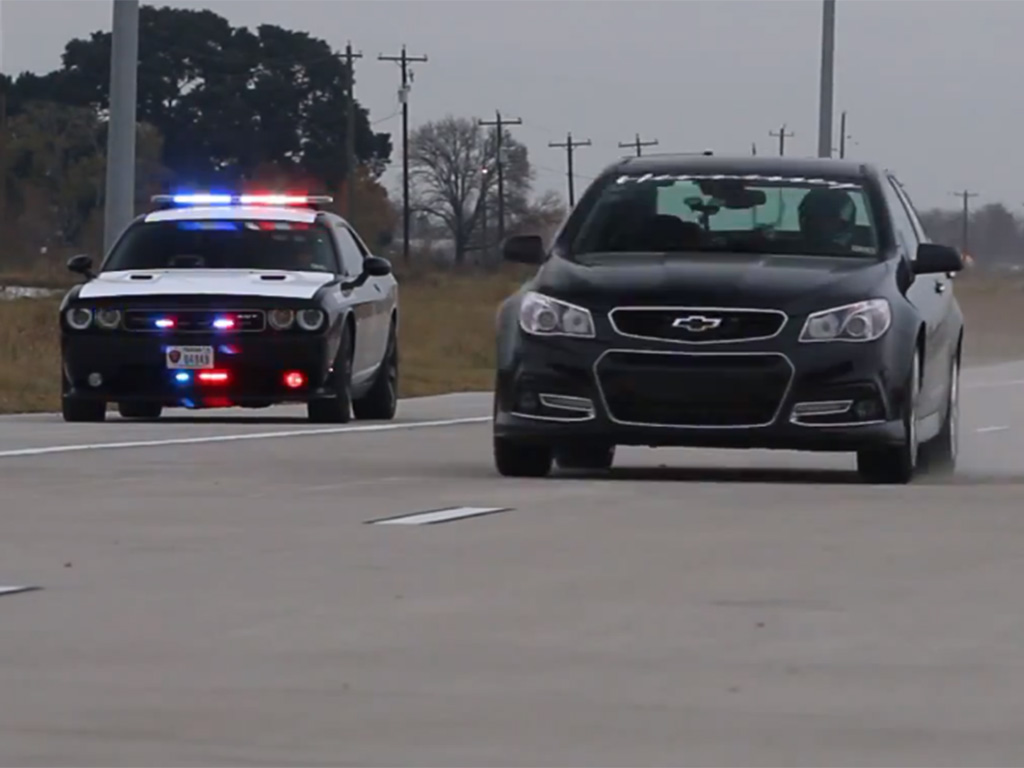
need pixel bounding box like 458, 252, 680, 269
368, 506, 510, 525
965, 378, 1024, 389
0, 416, 490, 459
976, 425, 1010, 434
0, 586, 40, 597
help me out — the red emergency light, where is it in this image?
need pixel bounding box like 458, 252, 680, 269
197, 370, 230, 384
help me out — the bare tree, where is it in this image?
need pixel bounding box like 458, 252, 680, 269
408, 114, 533, 265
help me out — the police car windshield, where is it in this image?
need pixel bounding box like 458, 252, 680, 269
569, 173, 880, 260
102, 220, 338, 273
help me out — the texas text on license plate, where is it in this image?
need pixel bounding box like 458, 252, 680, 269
165, 346, 214, 369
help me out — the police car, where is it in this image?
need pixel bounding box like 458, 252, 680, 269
58, 192, 399, 423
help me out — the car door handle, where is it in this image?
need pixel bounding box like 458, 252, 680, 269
935, 280, 946, 293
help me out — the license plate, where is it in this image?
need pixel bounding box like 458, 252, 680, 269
165, 346, 214, 369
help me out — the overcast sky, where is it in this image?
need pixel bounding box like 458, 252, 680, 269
2, 0, 1021, 213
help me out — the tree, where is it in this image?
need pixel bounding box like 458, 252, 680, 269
408, 114, 534, 264
10, 5, 392, 190
2, 101, 165, 262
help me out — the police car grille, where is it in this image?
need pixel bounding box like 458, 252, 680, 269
610, 307, 786, 343
596, 351, 793, 427
123, 309, 266, 332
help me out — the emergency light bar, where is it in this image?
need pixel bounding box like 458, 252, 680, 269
151, 193, 334, 209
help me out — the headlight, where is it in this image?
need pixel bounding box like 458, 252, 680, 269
268, 309, 295, 330
65, 307, 93, 330
518, 291, 595, 338
94, 308, 121, 330
296, 308, 325, 331
799, 299, 891, 342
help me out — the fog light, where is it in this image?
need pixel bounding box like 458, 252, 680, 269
283, 371, 306, 389
87, 372, 103, 387
853, 400, 882, 420
516, 391, 539, 412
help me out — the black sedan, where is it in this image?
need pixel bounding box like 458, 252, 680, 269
493, 155, 966, 483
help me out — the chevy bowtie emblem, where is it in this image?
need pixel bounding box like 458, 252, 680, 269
672, 315, 722, 332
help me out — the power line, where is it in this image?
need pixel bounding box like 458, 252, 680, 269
769, 123, 795, 156
379, 45, 427, 263
548, 132, 591, 207
951, 189, 979, 254
618, 133, 658, 158
342, 41, 363, 221
478, 110, 522, 244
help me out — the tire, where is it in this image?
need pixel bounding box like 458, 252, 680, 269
352, 318, 398, 421
555, 443, 615, 471
494, 436, 553, 478
118, 402, 163, 419
61, 369, 105, 422
307, 323, 354, 424
919, 351, 959, 476
856, 350, 920, 484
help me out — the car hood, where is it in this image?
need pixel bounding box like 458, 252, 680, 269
534, 251, 895, 313
76, 269, 336, 300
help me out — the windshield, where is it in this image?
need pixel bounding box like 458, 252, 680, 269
569, 172, 880, 259
102, 220, 339, 273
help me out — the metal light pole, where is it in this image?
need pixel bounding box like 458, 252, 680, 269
103, 0, 140, 255
817, 0, 836, 158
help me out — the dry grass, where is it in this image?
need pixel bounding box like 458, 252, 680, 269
0, 267, 1022, 415
0, 265, 533, 414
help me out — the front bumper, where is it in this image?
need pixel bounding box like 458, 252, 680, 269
494, 334, 910, 451
62, 332, 334, 406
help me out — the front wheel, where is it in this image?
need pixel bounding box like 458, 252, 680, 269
919, 352, 959, 476
857, 349, 920, 484
494, 436, 552, 478
307, 324, 353, 424
352, 319, 398, 421
555, 443, 615, 471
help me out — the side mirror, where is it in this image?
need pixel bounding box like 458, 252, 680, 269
502, 234, 545, 264
913, 243, 964, 275
363, 255, 392, 277
67, 253, 95, 279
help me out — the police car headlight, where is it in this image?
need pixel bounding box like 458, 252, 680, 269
296, 308, 325, 331
799, 299, 891, 342
94, 308, 121, 330
65, 307, 93, 330
268, 309, 295, 330
518, 291, 595, 338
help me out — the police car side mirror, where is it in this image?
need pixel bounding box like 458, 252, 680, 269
67, 253, 95, 279
363, 256, 392, 277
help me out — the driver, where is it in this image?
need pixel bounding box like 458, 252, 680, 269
798, 187, 857, 251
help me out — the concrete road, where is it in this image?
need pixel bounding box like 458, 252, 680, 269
2, 360, 1024, 766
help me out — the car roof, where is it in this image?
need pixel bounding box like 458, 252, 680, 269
143, 205, 325, 224
606, 153, 879, 181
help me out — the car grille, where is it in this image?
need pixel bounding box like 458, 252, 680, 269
123, 309, 266, 332
595, 351, 793, 427
609, 307, 786, 344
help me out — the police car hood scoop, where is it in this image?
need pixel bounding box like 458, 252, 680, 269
78, 269, 336, 300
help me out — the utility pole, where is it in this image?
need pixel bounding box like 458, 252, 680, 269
838, 110, 848, 158
548, 132, 591, 207
769, 124, 794, 156
751, 142, 757, 156
0, 87, 7, 238
103, 0, 140, 255
478, 110, 522, 243
342, 41, 363, 221
379, 45, 427, 263
618, 133, 658, 158
951, 189, 978, 255
817, 0, 836, 158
